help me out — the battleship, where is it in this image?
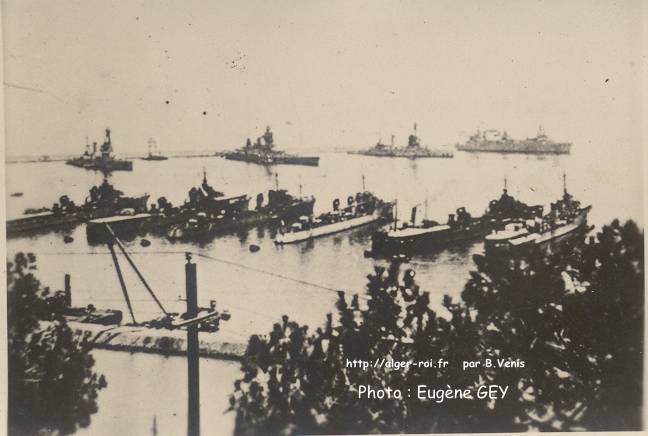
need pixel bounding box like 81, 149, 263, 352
484, 175, 590, 254
223, 126, 320, 166
274, 191, 394, 244
456, 126, 571, 154
349, 124, 453, 159
66, 128, 133, 171
368, 181, 543, 256
141, 138, 168, 161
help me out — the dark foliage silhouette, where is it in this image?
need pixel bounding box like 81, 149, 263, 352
230, 220, 643, 434
7, 253, 107, 435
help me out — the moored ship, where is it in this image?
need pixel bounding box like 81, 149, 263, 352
164, 172, 315, 241
369, 181, 543, 256
274, 191, 394, 245
484, 175, 591, 254
350, 123, 453, 159
141, 138, 168, 161
456, 126, 571, 155
66, 128, 133, 171
223, 126, 319, 166
7, 178, 149, 237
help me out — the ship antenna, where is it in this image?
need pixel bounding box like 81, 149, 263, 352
298, 175, 302, 196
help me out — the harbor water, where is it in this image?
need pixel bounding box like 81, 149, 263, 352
5, 147, 641, 435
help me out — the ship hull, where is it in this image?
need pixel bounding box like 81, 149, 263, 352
485, 207, 591, 255
86, 213, 154, 244
275, 210, 385, 245
7, 213, 83, 237
166, 199, 316, 242
370, 222, 490, 256
66, 158, 133, 171
349, 149, 453, 159
224, 153, 319, 166
457, 142, 571, 155
7, 197, 149, 238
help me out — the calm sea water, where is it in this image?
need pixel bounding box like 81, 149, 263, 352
5, 149, 641, 435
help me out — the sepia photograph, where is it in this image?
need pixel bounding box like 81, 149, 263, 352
2, 1, 645, 435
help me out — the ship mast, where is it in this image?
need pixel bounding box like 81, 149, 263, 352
424, 189, 429, 219
274, 172, 279, 191
563, 171, 567, 194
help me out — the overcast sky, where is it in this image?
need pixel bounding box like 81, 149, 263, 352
2, 0, 644, 160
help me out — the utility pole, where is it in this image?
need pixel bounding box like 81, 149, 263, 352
185, 253, 200, 436
64, 274, 72, 307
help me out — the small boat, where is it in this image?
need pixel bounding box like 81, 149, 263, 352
274, 192, 393, 244
10, 192, 23, 197
141, 138, 168, 161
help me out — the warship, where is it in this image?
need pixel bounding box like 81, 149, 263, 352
66, 128, 133, 171
484, 175, 590, 254
7, 178, 149, 237
141, 138, 168, 161
164, 172, 315, 241
223, 126, 319, 166
274, 191, 394, 245
456, 126, 571, 154
349, 123, 453, 159
368, 180, 543, 256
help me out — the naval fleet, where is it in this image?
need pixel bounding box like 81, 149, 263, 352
9, 122, 586, 260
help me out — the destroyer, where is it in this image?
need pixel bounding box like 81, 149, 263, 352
456, 126, 571, 155
350, 123, 453, 159
369, 181, 542, 256
66, 128, 133, 171
164, 172, 315, 241
484, 175, 590, 254
223, 126, 319, 166
274, 191, 394, 244
7, 178, 149, 237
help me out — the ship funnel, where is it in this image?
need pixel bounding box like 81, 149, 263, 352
411, 206, 417, 225
92, 142, 97, 153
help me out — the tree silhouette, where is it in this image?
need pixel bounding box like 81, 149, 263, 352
7, 253, 107, 435
230, 220, 643, 434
